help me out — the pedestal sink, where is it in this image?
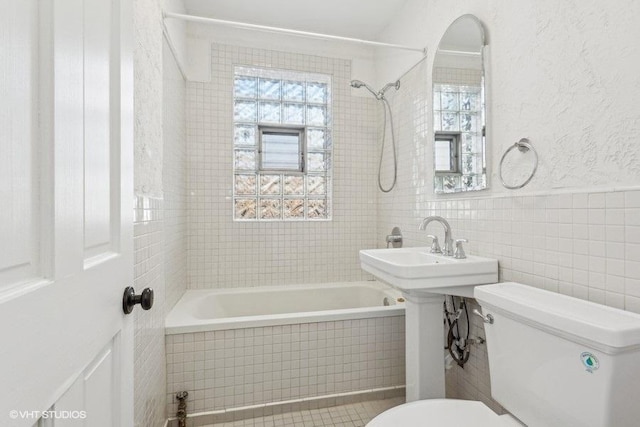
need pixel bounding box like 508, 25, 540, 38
359, 247, 498, 402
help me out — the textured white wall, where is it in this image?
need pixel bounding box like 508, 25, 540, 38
377, 0, 640, 193
134, 0, 164, 198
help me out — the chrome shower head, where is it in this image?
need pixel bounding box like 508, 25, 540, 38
350, 79, 381, 98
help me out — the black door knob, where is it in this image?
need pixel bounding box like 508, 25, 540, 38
122, 287, 154, 314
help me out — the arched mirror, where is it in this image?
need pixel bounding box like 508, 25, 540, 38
432, 15, 487, 193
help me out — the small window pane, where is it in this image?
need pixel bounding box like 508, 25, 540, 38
260, 129, 302, 171
461, 154, 477, 175
284, 175, 304, 195
235, 149, 256, 170
442, 112, 459, 131
443, 175, 460, 192
260, 175, 281, 195
441, 91, 458, 110
307, 176, 326, 195
235, 199, 257, 220
460, 113, 478, 132
259, 78, 281, 100
234, 124, 256, 146
283, 81, 305, 101
284, 199, 304, 219
307, 128, 327, 150
283, 103, 305, 125
460, 92, 479, 110
234, 100, 257, 122
259, 101, 281, 123
307, 152, 327, 172
308, 199, 327, 219
235, 174, 257, 195
260, 199, 282, 219
461, 133, 475, 153
307, 105, 327, 126
234, 76, 257, 98
307, 82, 327, 103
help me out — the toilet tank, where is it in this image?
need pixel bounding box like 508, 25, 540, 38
475, 283, 640, 427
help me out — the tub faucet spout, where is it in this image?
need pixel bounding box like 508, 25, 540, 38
419, 216, 454, 256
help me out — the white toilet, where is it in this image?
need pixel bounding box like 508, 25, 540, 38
368, 282, 640, 427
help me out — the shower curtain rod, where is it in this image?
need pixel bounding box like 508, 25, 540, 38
163, 11, 427, 54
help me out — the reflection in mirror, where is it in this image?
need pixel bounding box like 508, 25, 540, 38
433, 15, 487, 194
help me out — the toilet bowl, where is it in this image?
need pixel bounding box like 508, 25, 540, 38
368, 399, 522, 427
367, 282, 640, 427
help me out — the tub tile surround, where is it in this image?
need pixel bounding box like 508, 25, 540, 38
186, 43, 379, 290
165, 317, 405, 422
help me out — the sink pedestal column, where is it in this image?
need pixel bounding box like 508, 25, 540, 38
404, 292, 446, 402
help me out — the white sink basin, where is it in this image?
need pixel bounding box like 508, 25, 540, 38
360, 247, 498, 297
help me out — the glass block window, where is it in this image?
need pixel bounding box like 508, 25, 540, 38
433, 84, 485, 193
233, 66, 332, 221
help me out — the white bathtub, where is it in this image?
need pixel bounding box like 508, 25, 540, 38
165, 281, 405, 334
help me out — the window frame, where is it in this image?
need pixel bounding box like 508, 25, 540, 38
258, 125, 306, 174
434, 131, 461, 174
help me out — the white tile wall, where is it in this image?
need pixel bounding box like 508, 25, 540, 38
133, 0, 166, 424
134, 197, 167, 427
133, 39, 188, 427
165, 317, 405, 418
379, 53, 640, 410
164, 40, 188, 314
186, 44, 379, 289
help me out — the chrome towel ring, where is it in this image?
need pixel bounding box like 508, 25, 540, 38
499, 138, 538, 190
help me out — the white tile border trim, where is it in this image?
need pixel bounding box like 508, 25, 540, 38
165, 385, 406, 423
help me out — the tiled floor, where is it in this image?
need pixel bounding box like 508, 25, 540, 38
206, 397, 405, 427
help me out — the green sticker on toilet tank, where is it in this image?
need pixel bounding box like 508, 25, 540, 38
580, 352, 599, 373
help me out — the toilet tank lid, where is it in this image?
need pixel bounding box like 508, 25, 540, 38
475, 283, 640, 351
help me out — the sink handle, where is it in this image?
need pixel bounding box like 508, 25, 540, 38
427, 235, 442, 254
454, 238, 468, 259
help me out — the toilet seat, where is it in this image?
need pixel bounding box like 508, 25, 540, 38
367, 399, 523, 427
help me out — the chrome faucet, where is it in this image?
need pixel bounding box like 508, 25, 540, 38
419, 216, 454, 256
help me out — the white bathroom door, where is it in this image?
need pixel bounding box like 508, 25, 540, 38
0, 1, 134, 426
